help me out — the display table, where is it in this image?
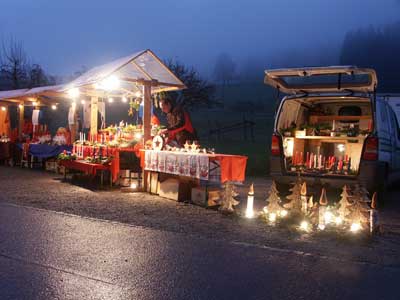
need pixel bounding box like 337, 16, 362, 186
59, 160, 112, 186
17, 143, 73, 159
142, 150, 247, 183
74, 145, 142, 183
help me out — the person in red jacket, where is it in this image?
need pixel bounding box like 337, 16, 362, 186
159, 96, 197, 147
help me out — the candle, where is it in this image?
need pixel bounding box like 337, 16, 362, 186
306, 152, 310, 167
338, 159, 343, 172
301, 182, 308, 214
245, 184, 255, 218
314, 154, 317, 169
300, 152, 303, 165
345, 154, 348, 162
319, 154, 322, 169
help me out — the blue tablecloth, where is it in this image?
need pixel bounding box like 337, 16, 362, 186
17, 144, 73, 159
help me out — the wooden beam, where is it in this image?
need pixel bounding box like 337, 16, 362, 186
143, 82, 152, 142
90, 96, 98, 136
18, 103, 24, 139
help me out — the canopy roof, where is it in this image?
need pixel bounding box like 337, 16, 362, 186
62, 49, 185, 97
0, 49, 185, 105
0, 84, 65, 105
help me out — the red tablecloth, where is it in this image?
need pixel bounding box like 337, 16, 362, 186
140, 150, 247, 183
59, 160, 110, 176
74, 145, 141, 183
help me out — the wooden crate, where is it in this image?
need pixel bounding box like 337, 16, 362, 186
191, 186, 221, 207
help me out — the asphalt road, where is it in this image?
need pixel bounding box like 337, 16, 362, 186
0, 203, 399, 300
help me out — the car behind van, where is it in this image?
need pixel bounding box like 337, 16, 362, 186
264, 66, 400, 200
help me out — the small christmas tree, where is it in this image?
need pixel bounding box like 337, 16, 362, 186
346, 193, 370, 230
218, 182, 240, 213
337, 185, 353, 221
264, 181, 283, 214
352, 184, 370, 203
284, 174, 302, 212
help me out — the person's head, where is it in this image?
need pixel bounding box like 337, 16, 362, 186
159, 96, 174, 114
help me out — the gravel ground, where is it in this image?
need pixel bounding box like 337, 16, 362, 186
1, 166, 400, 269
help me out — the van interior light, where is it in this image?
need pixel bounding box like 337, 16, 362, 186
337, 144, 345, 152
108, 97, 114, 103
122, 97, 128, 103
51, 105, 57, 110
1, 106, 6, 111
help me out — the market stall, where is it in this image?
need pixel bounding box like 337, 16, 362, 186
0, 85, 71, 166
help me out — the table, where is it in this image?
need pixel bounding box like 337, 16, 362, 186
17, 143, 73, 159
142, 150, 247, 183
59, 160, 112, 187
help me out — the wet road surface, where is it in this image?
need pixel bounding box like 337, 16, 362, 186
0, 202, 399, 300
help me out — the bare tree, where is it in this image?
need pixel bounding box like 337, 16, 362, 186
164, 59, 217, 110
0, 37, 30, 89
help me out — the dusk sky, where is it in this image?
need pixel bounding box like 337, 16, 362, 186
1, 0, 399, 78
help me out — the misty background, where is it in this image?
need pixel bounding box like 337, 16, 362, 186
1, 0, 400, 175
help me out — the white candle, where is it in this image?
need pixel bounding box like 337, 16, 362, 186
245, 184, 255, 218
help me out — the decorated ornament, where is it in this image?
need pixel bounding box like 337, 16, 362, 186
347, 190, 370, 232
318, 188, 328, 230
152, 135, 164, 151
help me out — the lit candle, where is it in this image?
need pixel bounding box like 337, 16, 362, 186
245, 183, 255, 218
301, 182, 308, 214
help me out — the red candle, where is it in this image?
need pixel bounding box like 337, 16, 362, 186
345, 154, 348, 162
300, 152, 303, 165
306, 152, 310, 167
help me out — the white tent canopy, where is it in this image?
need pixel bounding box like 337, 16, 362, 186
62, 49, 185, 97
0, 49, 185, 139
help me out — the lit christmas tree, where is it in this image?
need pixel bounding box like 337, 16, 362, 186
284, 174, 302, 212
346, 191, 370, 232
337, 185, 353, 221
264, 181, 285, 218
218, 182, 240, 213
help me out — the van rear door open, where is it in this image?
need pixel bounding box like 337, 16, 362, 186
264, 66, 377, 94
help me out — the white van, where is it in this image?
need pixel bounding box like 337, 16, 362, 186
264, 66, 400, 201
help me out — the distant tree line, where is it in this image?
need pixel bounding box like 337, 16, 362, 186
340, 22, 400, 92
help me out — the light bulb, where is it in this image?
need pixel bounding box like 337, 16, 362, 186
108, 97, 114, 103
1, 106, 6, 111
67, 87, 80, 98
300, 221, 309, 231
122, 97, 128, 103
269, 213, 277, 222
51, 105, 57, 110
350, 223, 361, 233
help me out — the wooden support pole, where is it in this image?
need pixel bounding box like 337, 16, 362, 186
143, 82, 152, 142
18, 103, 24, 139
90, 96, 98, 136
142, 82, 152, 192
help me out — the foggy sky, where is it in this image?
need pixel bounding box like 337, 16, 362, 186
0, 0, 399, 78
